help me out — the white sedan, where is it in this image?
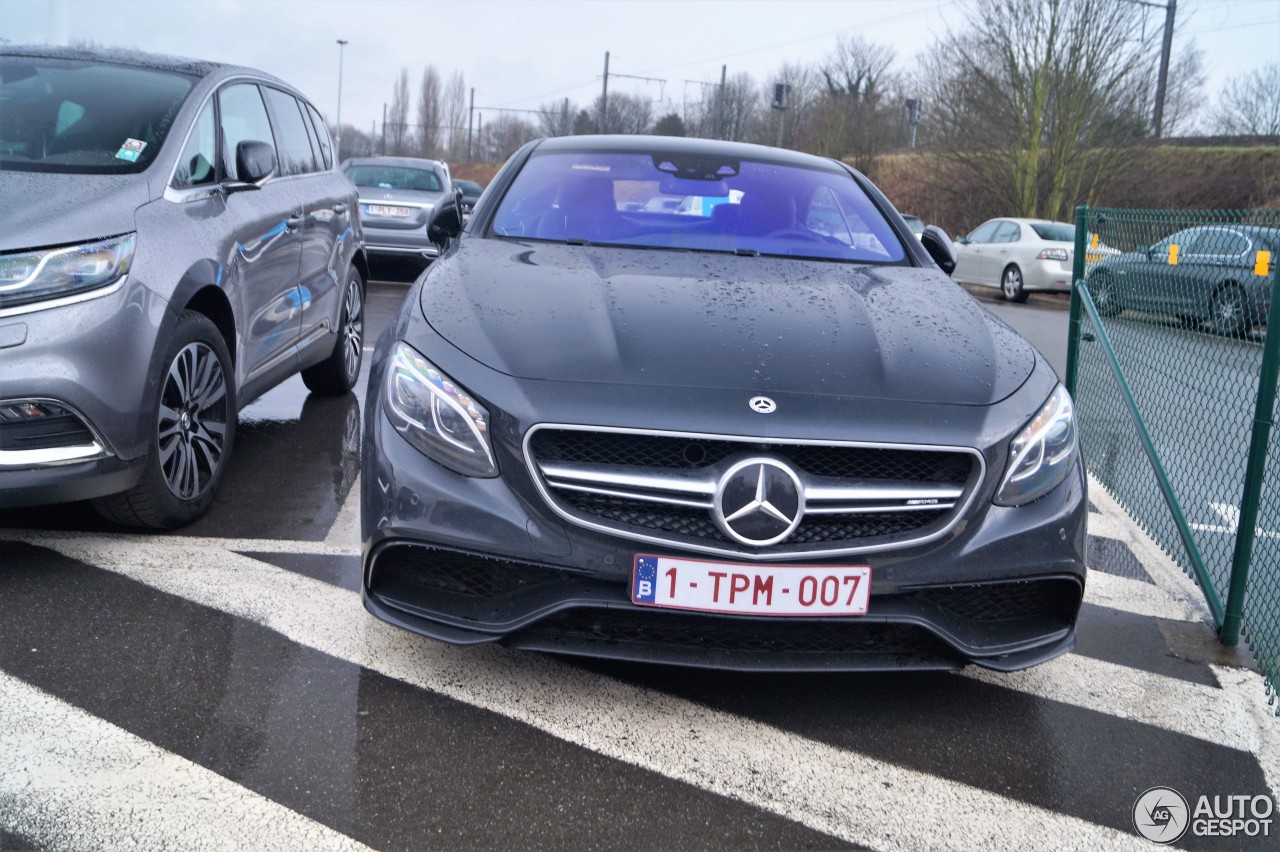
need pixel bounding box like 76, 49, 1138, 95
951, 218, 1076, 302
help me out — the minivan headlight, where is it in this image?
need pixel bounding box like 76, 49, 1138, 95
0, 234, 135, 309
383, 342, 498, 478
995, 384, 1077, 506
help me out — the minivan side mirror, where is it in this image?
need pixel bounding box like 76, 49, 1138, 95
428, 191, 463, 248
921, 225, 958, 275
228, 140, 275, 192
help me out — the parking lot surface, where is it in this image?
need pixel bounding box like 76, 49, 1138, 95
2, 275, 1278, 850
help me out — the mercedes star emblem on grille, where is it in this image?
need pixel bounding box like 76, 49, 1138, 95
713, 457, 805, 547
748, 396, 776, 413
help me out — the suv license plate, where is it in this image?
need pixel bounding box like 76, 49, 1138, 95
631, 554, 870, 616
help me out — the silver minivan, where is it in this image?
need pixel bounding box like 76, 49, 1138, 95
0, 46, 369, 527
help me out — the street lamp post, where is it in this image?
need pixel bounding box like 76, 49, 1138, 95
335, 39, 348, 162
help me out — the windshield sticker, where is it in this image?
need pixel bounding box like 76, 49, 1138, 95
115, 139, 147, 162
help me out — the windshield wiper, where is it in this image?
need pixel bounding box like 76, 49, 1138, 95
734, 247, 760, 257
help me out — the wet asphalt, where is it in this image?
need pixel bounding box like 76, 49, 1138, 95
1, 260, 1276, 850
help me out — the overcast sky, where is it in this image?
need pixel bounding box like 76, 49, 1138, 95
4, 0, 1277, 136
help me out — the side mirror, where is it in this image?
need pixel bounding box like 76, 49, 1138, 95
228, 140, 275, 192
954, 234, 970, 246
428, 192, 463, 248
921, 225, 958, 275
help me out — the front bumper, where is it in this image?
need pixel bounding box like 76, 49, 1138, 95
360, 224, 439, 259
362, 391, 1088, 672
0, 276, 167, 508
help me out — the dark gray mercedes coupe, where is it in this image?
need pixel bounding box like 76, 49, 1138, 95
361, 135, 1086, 672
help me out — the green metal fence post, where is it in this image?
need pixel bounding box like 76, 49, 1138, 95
1064, 205, 1089, 397
1220, 261, 1280, 646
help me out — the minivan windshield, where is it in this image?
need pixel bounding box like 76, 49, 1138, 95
0, 57, 195, 174
490, 149, 906, 264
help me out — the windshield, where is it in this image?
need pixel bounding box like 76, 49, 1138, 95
490, 150, 906, 263
345, 164, 443, 192
1029, 222, 1075, 242
0, 57, 195, 174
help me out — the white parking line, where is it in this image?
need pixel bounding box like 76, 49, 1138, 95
0, 532, 1198, 850
0, 671, 370, 852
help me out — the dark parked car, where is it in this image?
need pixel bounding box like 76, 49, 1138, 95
343, 156, 451, 260
361, 135, 1085, 672
453, 178, 483, 217
0, 46, 367, 527
1087, 225, 1278, 335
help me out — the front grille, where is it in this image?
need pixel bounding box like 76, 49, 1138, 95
528, 426, 981, 555
0, 401, 97, 451
560, 491, 947, 544
530, 429, 971, 482
518, 608, 959, 661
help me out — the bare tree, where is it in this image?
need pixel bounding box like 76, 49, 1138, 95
1155, 42, 1206, 137
387, 68, 411, 156
538, 98, 578, 137
1211, 63, 1280, 137
481, 114, 539, 162
923, 0, 1155, 223
794, 38, 902, 169
416, 65, 442, 158
591, 91, 653, 134
716, 72, 759, 143
331, 124, 375, 158
441, 71, 468, 159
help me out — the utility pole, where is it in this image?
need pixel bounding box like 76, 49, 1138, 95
467, 87, 475, 161
1152, 0, 1177, 138
717, 64, 726, 140
334, 39, 348, 162
600, 51, 610, 134
380, 103, 387, 156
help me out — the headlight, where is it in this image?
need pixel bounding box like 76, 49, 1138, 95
0, 234, 135, 309
995, 384, 1077, 506
383, 341, 498, 477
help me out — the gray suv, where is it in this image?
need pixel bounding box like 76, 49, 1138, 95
0, 46, 369, 527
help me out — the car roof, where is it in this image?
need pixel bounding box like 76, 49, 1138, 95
534, 134, 847, 172
1, 44, 301, 92
4, 44, 226, 79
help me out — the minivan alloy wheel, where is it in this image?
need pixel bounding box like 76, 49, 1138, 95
159, 341, 229, 499
342, 280, 363, 382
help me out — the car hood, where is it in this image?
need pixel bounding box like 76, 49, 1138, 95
420, 240, 1036, 406
0, 171, 150, 252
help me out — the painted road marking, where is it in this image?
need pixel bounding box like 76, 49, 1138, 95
0, 671, 370, 852
1, 534, 1148, 851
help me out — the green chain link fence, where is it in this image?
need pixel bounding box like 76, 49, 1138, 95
1064, 206, 1280, 710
